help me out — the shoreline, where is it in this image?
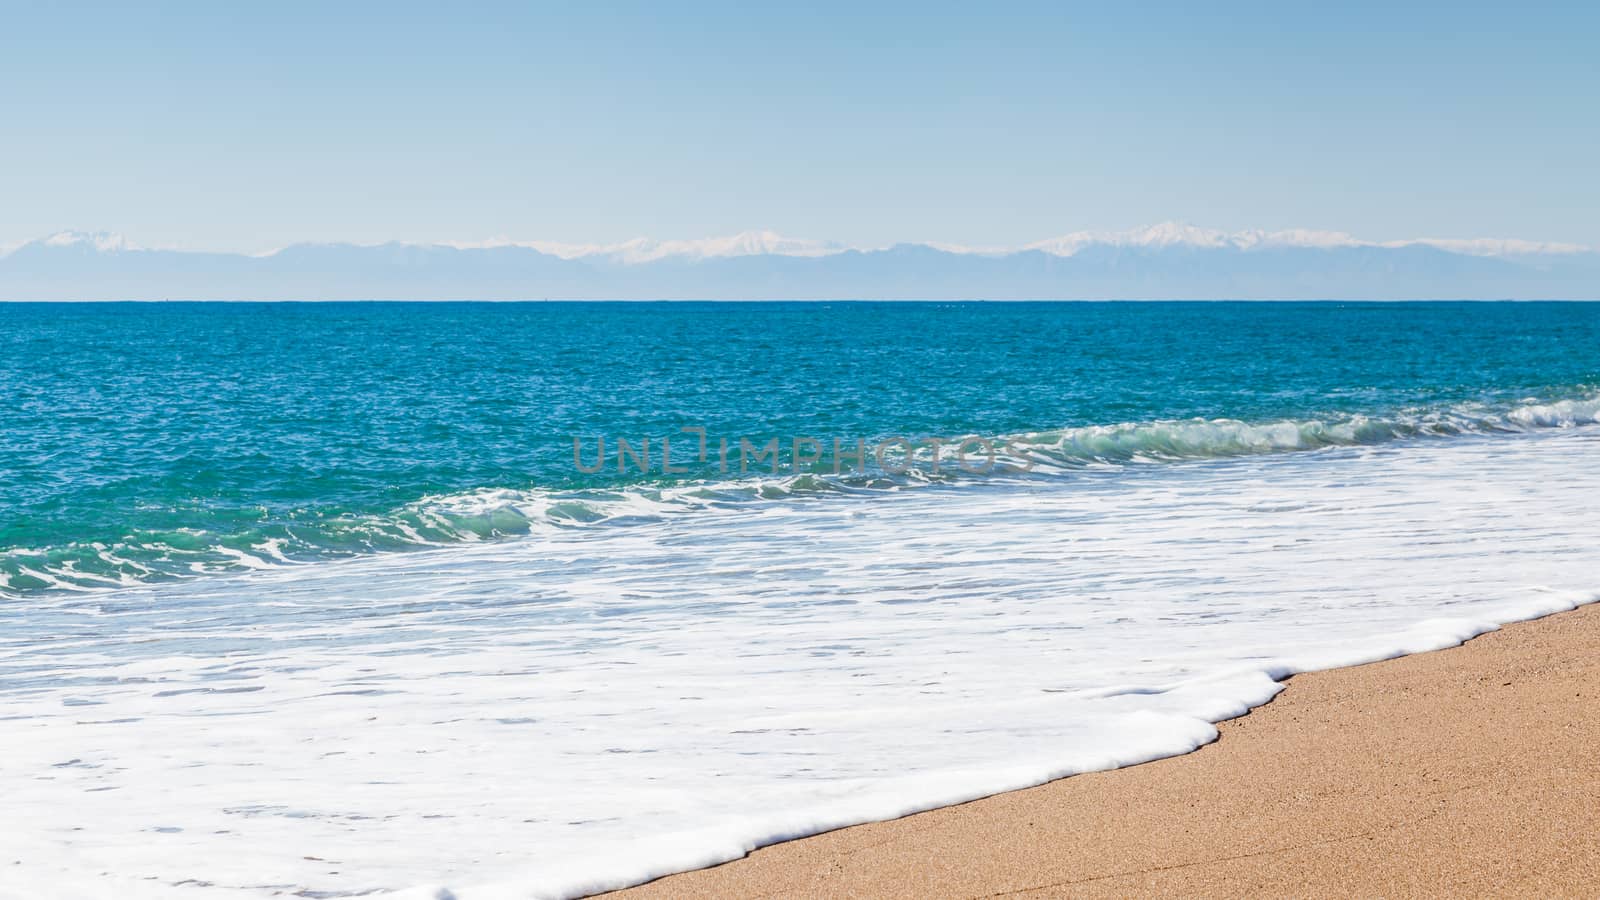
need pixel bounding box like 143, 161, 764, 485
610, 601, 1600, 898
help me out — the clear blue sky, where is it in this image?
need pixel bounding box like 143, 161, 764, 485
3, 1, 1596, 252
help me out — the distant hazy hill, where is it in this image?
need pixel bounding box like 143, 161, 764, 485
4, 225, 1597, 300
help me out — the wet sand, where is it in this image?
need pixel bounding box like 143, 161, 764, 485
612, 602, 1600, 898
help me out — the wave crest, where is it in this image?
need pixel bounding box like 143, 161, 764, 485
5, 390, 1599, 600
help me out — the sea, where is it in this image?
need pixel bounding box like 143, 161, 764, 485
3, 300, 1599, 898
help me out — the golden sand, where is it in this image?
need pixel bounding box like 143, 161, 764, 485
613, 603, 1600, 898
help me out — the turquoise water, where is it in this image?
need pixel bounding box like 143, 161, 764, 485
8, 300, 1600, 898
4, 300, 1600, 596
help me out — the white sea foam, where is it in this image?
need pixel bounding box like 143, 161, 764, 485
6, 391, 1600, 601
2, 427, 1599, 898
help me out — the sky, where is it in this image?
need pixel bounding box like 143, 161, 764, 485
2, 0, 1597, 253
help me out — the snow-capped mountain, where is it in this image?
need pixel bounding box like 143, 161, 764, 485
421, 223, 1595, 264
3, 224, 1596, 300
1019, 223, 1592, 258
437, 230, 852, 264
26, 230, 140, 253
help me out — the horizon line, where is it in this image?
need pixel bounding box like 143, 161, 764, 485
4, 222, 1594, 263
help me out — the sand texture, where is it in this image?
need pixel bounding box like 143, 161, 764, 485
613, 603, 1600, 898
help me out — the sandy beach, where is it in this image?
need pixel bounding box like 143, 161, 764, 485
614, 601, 1600, 898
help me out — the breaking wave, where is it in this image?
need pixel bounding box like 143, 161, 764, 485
5, 389, 1599, 600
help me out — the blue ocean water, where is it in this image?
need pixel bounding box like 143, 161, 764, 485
7, 300, 1600, 898
3, 301, 1599, 597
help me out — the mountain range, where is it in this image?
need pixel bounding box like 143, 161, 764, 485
3, 224, 1597, 300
